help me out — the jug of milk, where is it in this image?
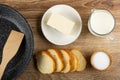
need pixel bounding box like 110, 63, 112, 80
88, 9, 115, 40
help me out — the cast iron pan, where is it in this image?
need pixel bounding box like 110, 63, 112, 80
0, 4, 34, 80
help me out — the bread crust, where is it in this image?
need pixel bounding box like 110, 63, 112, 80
36, 51, 56, 74
71, 49, 87, 71
65, 50, 75, 72
70, 52, 78, 72
48, 49, 64, 72
60, 50, 71, 73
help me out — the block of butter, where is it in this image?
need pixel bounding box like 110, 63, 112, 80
47, 13, 75, 35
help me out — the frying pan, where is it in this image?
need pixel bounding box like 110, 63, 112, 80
0, 4, 34, 80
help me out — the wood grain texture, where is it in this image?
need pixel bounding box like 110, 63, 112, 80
0, 0, 120, 80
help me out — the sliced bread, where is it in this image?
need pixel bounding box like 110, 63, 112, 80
36, 51, 56, 74
70, 51, 78, 72
71, 49, 87, 71
65, 50, 75, 72
48, 49, 64, 72
60, 50, 71, 73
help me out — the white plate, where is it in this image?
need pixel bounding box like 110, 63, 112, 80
41, 4, 82, 45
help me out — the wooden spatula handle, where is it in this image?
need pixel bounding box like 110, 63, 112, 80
0, 61, 7, 79
0, 55, 10, 79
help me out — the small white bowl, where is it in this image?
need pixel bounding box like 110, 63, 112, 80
41, 4, 82, 45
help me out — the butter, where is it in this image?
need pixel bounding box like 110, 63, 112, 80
47, 13, 75, 35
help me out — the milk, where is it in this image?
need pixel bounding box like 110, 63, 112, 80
88, 9, 115, 36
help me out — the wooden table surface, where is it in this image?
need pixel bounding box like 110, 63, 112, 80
0, 0, 120, 80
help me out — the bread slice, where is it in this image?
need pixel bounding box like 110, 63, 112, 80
48, 49, 64, 72
70, 52, 78, 72
65, 50, 75, 72
71, 49, 87, 71
60, 50, 71, 73
36, 51, 56, 74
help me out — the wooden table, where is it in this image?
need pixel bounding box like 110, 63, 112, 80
0, 0, 120, 80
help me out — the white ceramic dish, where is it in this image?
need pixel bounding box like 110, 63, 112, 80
41, 4, 82, 45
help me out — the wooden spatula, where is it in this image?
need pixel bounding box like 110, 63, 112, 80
0, 30, 24, 79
